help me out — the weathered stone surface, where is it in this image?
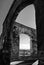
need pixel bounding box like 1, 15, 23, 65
1, 0, 44, 64
10, 22, 37, 62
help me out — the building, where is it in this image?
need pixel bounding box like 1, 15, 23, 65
1, 0, 44, 65
10, 21, 37, 62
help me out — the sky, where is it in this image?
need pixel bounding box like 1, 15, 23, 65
16, 4, 36, 29
19, 34, 30, 50
0, 0, 36, 35
0, 0, 14, 35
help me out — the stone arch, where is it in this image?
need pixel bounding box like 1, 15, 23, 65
2, 0, 44, 64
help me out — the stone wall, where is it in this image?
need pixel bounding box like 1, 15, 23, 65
10, 22, 37, 62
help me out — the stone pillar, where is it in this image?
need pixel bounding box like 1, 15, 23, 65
35, 0, 44, 64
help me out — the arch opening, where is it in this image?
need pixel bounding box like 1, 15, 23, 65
15, 4, 36, 29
